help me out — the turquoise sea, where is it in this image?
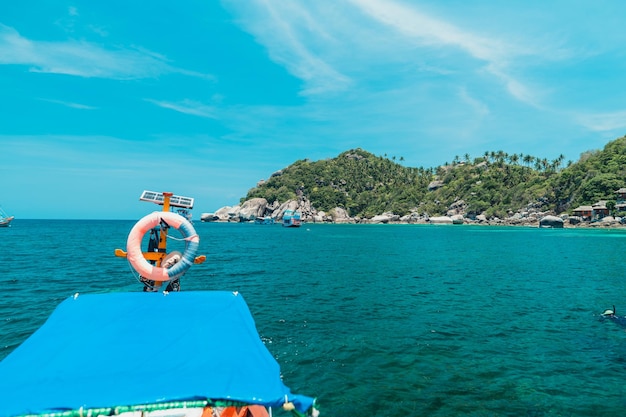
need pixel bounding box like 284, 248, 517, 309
2, 220, 626, 416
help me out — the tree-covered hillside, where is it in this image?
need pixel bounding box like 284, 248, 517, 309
243, 136, 626, 219
548, 136, 626, 213
245, 149, 432, 217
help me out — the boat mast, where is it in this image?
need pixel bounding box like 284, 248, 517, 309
156, 192, 173, 265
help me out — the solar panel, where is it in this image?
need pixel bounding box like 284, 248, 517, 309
139, 190, 194, 209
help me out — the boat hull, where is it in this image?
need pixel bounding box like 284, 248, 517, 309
0, 291, 315, 416
282, 210, 302, 227
0, 216, 14, 227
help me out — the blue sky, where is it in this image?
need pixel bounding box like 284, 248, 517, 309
2, 1, 625, 219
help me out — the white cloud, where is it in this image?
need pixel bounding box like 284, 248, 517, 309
458, 87, 489, 117
347, 0, 545, 107
145, 99, 217, 119
227, 2, 352, 95
38, 98, 97, 110
576, 110, 626, 132
228, 0, 543, 107
0, 24, 212, 81
348, 0, 507, 61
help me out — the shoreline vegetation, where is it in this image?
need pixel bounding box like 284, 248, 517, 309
203, 135, 626, 229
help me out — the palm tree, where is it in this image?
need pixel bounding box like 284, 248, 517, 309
523, 154, 533, 167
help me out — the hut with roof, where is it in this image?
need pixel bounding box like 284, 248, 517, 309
572, 205, 593, 220
592, 201, 609, 220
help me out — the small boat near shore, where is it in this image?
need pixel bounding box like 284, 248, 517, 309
0, 191, 318, 417
0, 206, 14, 227
282, 210, 302, 227
254, 216, 275, 225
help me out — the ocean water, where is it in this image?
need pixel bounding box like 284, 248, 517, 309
2, 220, 626, 416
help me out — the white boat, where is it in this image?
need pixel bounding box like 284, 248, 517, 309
0, 206, 14, 227
0, 191, 318, 417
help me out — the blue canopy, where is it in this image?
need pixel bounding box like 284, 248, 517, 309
0, 291, 315, 417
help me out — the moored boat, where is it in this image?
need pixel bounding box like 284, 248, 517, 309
254, 216, 275, 225
0, 191, 318, 417
282, 210, 302, 227
0, 206, 14, 227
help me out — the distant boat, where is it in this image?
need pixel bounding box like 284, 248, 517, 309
0, 207, 14, 227
282, 210, 302, 227
255, 216, 275, 225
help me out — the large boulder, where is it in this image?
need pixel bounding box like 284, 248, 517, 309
272, 200, 299, 220
371, 214, 392, 224
447, 200, 466, 216
539, 215, 564, 228
475, 214, 488, 223
568, 216, 582, 225
428, 180, 444, 191
206, 206, 239, 222
330, 207, 353, 223
312, 211, 327, 223
450, 214, 464, 224
238, 198, 268, 221
400, 212, 423, 223
368, 212, 400, 224
429, 216, 453, 225
224, 205, 241, 221
200, 212, 218, 222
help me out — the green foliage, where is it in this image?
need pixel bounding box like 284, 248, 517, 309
548, 136, 626, 211
243, 136, 626, 218
244, 149, 432, 217
425, 160, 551, 218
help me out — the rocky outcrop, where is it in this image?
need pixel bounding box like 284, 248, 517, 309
200, 212, 218, 222
539, 215, 564, 228
451, 214, 464, 224
428, 216, 453, 225
272, 200, 299, 220
399, 212, 427, 223
329, 207, 353, 223
367, 212, 401, 224
200, 205, 240, 222
205, 196, 626, 228
601, 216, 618, 224
567, 216, 581, 225
447, 200, 467, 216
427, 180, 444, 191
475, 214, 488, 223
238, 198, 268, 221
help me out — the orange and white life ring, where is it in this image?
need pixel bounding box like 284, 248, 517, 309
126, 211, 199, 281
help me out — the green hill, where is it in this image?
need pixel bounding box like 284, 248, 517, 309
243, 135, 626, 219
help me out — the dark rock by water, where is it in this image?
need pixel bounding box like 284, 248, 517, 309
539, 215, 564, 228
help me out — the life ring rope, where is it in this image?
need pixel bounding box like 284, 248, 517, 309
126, 211, 200, 282
166, 234, 199, 242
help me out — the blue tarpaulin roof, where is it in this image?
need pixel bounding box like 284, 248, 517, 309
0, 291, 314, 417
